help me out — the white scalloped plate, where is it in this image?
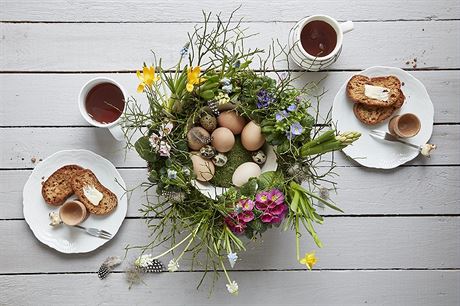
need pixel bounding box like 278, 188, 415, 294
332, 66, 434, 169
23, 150, 127, 253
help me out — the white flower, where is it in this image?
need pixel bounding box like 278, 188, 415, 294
168, 259, 179, 272
135, 254, 154, 268
158, 141, 171, 157
159, 122, 174, 137
227, 252, 238, 268
48, 211, 62, 226
149, 133, 161, 150
226, 280, 238, 295
421, 144, 437, 157
183, 167, 191, 176
167, 169, 177, 179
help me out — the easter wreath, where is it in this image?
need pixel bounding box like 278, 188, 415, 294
122, 10, 360, 294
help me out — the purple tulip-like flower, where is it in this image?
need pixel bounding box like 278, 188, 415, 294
275, 110, 289, 122
290, 122, 304, 136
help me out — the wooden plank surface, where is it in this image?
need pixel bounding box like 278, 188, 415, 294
1, 125, 458, 169
1, 21, 459, 71
1, 70, 459, 126
1, 0, 459, 22
2, 166, 460, 219
1, 271, 459, 306
0, 217, 458, 273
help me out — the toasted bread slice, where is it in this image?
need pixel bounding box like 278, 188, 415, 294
41, 165, 84, 206
353, 103, 395, 125
347, 75, 405, 107
71, 169, 118, 215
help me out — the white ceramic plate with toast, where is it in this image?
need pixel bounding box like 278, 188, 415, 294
332, 66, 434, 169
23, 149, 128, 253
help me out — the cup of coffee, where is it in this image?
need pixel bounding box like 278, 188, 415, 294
59, 200, 88, 226
78, 77, 127, 141
288, 15, 354, 71
388, 113, 421, 138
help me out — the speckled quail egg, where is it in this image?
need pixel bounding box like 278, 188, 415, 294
251, 150, 267, 165
200, 113, 217, 132
212, 153, 228, 167
200, 145, 216, 159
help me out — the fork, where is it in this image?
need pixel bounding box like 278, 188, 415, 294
74, 225, 112, 240
369, 130, 421, 150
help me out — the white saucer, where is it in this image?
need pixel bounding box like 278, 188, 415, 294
332, 66, 434, 169
23, 149, 128, 253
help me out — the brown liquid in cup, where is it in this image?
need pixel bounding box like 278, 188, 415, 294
59, 200, 88, 226
85, 82, 125, 124
388, 113, 421, 138
300, 20, 337, 57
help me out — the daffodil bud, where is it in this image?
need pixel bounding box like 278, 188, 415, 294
421, 144, 437, 157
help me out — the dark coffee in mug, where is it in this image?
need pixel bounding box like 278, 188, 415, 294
85, 82, 125, 124
300, 20, 337, 57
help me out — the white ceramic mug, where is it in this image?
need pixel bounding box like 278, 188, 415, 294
288, 15, 353, 71
78, 77, 126, 141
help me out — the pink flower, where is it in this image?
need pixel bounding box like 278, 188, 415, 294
238, 211, 254, 223
255, 188, 288, 224
225, 212, 247, 235
149, 133, 160, 150
239, 198, 255, 211
158, 141, 171, 157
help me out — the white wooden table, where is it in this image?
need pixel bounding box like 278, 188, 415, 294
1, 1, 459, 305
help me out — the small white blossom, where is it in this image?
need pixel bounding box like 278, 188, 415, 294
167, 169, 177, 179
168, 259, 179, 272
159, 122, 174, 137
227, 252, 238, 268
149, 133, 161, 150
226, 280, 239, 295
135, 254, 154, 268
421, 144, 437, 157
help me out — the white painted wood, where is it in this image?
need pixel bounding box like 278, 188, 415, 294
0, 125, 457, 169
1, 71, 459, 126
0, 217, 458, 273
1, 0, 458, 22
1, 271, 459, 306
1, 21, 459, 71
2, 167, 459, 219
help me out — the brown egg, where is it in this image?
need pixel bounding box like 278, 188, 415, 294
211, 127, 235, 153
191, 154, 215, 181
187, 127, 210, 150
241, 121, 265, 151
217, 111, 246, 135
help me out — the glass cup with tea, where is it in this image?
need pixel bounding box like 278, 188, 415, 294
78, 77, 127, 141
288, 15, 354, 71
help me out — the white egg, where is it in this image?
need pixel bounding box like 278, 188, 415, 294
232, 162, 262, 187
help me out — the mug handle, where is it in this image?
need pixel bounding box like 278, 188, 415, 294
340, 21, 354, 34
108, 124, 125, 142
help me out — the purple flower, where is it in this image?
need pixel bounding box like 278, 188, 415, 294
225, 212, 247, 235
255, 188, 288, 224
287, 104, 297, 112
256, 89, 276, 109
290, 122, 303, 136
268, 188, 284, 205
275, 111, 288, 122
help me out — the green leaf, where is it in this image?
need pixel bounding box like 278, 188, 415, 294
134, 136, 157, 162
239, 178, 258, 196
257, 171, 284, 190
199, 90, 215, 100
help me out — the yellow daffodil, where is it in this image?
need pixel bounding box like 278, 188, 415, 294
186, 66, 205, 92
136, 66, 159, 93
299, 252, 317, 270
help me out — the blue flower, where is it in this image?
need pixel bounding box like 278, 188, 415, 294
275, 110, 288, 121
234, 60, 241, 68
221, 77, 231, 86
290, 122, 303, 136
222, 84, 233, 93
287, 104, 297, 112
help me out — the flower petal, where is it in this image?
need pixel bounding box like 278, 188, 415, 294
137, 83, 145, 93
186, 83, 194, 92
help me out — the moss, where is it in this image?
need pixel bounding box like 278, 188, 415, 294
211, 136, 253, 188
